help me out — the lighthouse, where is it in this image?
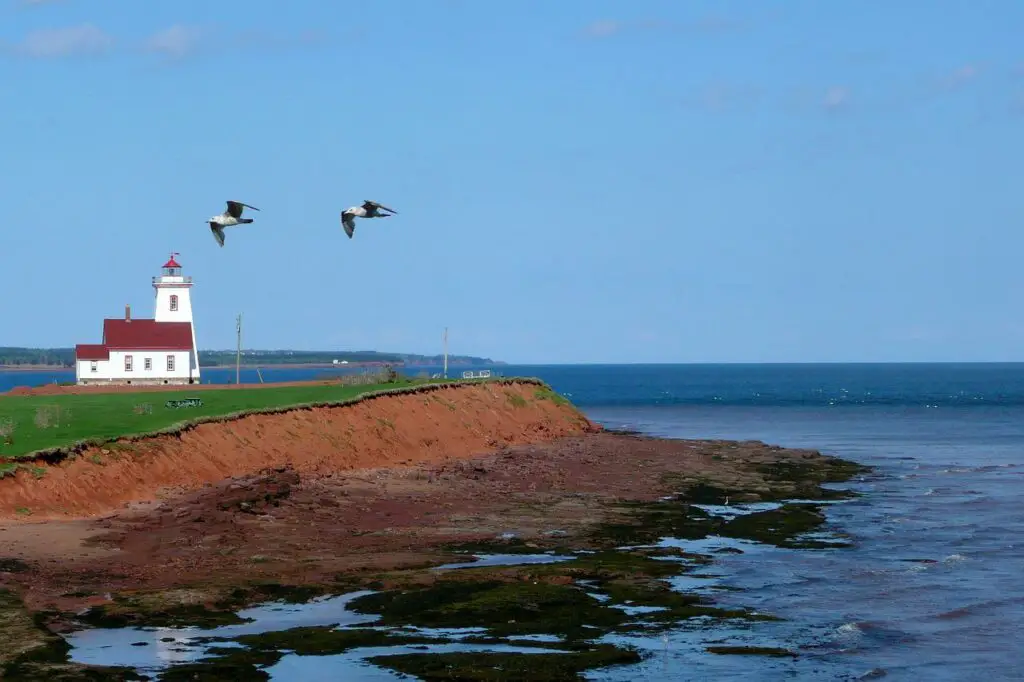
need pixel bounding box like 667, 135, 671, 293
73, 253, 201, 385
153, 252, 201, 376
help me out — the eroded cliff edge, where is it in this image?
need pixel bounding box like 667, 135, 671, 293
0, 380, 594, 520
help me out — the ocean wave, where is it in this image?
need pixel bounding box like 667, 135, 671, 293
833, 621, 916, 646
934, 596, 1024, 620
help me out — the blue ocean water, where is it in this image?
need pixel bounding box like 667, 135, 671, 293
6, 363, 1024, 680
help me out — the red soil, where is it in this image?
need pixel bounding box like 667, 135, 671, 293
0, 432, 832, 618
0, 382, 595, 520
0, 379, 849, 626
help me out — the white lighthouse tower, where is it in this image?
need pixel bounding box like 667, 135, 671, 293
153, 252, 201, 380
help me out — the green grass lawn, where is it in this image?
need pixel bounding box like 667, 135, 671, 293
0, 380, 428, 462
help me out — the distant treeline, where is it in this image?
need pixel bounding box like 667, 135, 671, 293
0, 347, 504, 368
0, 348, 74, 367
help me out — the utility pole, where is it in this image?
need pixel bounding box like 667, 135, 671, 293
235, 313, 242, 385
443, 327, 448, 379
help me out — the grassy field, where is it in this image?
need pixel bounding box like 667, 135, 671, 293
0, 379, 436, 464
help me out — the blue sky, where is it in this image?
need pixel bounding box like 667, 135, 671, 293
1, 0, 1022, 364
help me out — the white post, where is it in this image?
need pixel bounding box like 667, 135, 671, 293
236, 313, 242, 385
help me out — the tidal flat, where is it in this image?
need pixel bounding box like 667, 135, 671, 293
0, 432, 869, 680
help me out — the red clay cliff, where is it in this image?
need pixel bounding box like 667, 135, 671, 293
0, 381, 595, 520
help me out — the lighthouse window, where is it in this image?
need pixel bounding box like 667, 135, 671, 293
125, 355, 133, 372
144, 358, 152, 371
170, 295, 179, 312
167, 355, 176, 372
90, 361, 97, 373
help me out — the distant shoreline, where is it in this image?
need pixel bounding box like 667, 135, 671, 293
0, 360, 491, 373
203, 362, 403, 370
0, 365, 70, 372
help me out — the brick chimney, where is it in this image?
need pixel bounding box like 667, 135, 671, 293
125, 304, 131, 322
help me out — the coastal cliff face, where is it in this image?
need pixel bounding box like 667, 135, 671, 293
0, 380, 870, 680
0, 381, 596, 520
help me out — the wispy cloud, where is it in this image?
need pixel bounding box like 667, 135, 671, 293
1011, 91, 1024, 116
682, 61, 1007, 120
234, 28, 328, 51
937, 64, 982, 91
872, 62, 987, 113
681, 82, 764, 114
682, 83, 850, 117
144, 24, 205, 58
582, 20, 621, 39
2, 22, 327, 61
140, 24, 327, 60
822, 86, 851, 112
2, 23, 113, 58
580, 14, 749, 39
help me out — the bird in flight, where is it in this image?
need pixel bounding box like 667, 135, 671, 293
340, 200, 398, 239
208, 200, 260, 247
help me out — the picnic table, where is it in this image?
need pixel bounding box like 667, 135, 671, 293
165, 397, 203, 409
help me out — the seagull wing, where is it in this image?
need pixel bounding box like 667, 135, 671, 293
210, 224, 226, 247
341, 211, 356, 238
226, 201, 260, 219
363, 200, 398, 214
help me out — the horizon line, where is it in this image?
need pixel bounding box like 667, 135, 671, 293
5, 360, 1024, 369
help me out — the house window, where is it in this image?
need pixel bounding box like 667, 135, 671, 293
170, 295, 179, 312
144, 358, 152, 371
125, 355, 133, 372
90, 361, 97, 372
167, 355, 175, 372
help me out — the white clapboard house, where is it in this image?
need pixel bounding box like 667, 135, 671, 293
74, 254, 201, 385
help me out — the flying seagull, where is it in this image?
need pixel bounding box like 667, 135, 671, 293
208, 200, 260, 247
340, 200, 398, 239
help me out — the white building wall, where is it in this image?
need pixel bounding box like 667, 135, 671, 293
154, 278, 194, 324
153, 276, 201, 380
77, 350, 195, 384
76, 359, 111, 382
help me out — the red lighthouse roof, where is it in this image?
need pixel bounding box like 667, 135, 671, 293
74, 320, 194, 362
162, 252, 182, 269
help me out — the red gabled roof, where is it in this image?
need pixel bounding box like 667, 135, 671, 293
75, 344, 110, 361
102, 319, 193, 351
